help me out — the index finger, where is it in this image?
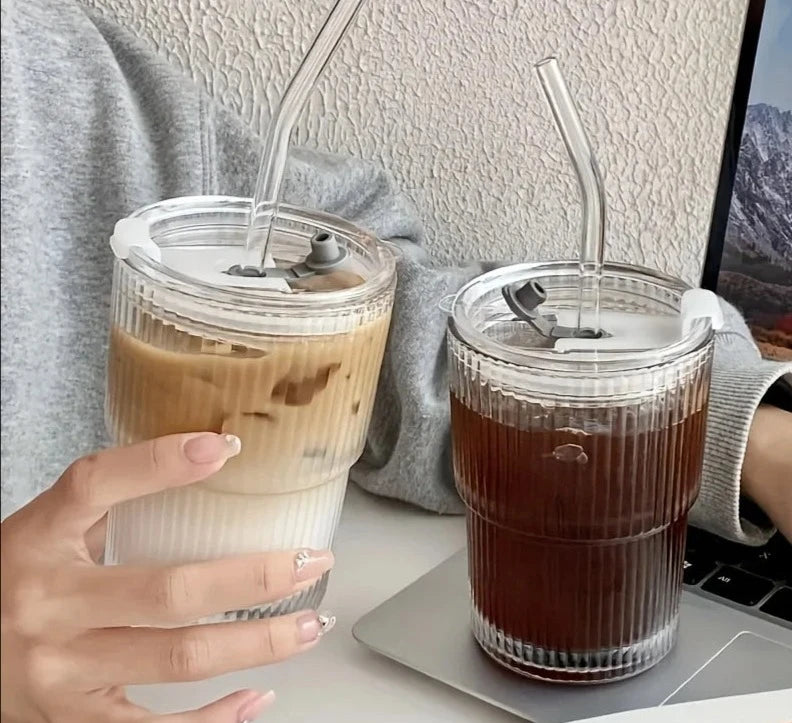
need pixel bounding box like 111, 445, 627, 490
47, 433, 240, 530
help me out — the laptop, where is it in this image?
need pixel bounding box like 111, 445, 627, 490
353, 1, 792, 720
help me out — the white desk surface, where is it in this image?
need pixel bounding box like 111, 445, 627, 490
576, 690, 792, 723
129, 484, 787, 722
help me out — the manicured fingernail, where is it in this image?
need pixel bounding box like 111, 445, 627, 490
237, 690, 275, 722
296, 610, 335, 643
297, 612, 321, 643
294, 549, 334, 581
183, 433, 241, 464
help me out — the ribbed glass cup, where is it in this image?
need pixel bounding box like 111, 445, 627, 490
449, 262, 714, 683
105, 197, 395, 620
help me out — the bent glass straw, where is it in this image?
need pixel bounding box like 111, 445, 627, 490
243, 0, 368, 269
535, 57, 605, 336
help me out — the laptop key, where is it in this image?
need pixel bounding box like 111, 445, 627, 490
741, 547, 790, 582
767, 535, 792, 584
683, 557, 718, 585
701, 566, 775, 606
759, 587, 792, 623
712, 540, 752, 565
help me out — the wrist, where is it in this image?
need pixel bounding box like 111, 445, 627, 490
742, 405, 792, 539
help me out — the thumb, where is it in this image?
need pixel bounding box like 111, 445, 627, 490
155, 689, 275, 723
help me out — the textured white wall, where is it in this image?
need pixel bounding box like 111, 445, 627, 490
83, 0, 747, 284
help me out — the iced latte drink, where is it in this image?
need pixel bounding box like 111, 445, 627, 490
104, 197, 395, 619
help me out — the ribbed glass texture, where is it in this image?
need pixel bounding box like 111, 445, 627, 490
449, 266, 714, 683
104, 198, 394, 621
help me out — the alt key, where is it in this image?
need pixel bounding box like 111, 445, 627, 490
701, 566, 775, 607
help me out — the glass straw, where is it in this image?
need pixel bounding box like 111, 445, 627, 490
535, 57, 604, 336
243, 0, 368, 269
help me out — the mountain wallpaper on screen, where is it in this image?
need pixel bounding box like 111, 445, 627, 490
720, 103, 792, 361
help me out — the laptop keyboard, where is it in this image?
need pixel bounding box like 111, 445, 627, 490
684, 527, 792, 624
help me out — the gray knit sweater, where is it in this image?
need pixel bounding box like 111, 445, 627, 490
2, 0, 789, 544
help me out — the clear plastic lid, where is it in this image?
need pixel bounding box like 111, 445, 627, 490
450, 261, 719, 374
110, 196, 397, 336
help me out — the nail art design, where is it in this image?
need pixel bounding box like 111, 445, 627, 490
294, 549, 334, 581
224, 434, 242, 456
317, 611, 336, 636
294, 550, 311, 573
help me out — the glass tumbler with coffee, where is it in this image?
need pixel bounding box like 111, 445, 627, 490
447, 58, 723, 683
103, 0, 395, 621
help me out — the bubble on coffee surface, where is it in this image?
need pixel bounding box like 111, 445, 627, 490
555, 426, 591, 437
550, 443, 589, 465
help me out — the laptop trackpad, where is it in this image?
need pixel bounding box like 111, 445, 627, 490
664, 632, 792, 705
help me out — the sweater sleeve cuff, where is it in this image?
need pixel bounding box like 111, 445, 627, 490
690, 357, 792, 545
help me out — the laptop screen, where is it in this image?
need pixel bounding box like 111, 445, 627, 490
703, 0, 791, 362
